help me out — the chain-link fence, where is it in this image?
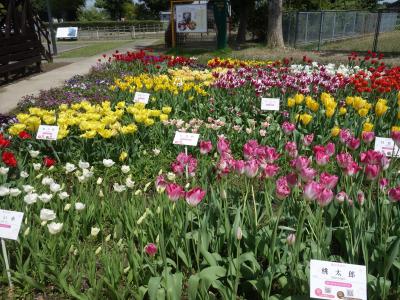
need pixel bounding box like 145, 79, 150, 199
284, 9, 400, 53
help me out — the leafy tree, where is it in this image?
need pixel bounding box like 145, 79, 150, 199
77, 7, 110, 21
95, 0, 131, 20
137, 0, 169, 19
31, 0, 85, 21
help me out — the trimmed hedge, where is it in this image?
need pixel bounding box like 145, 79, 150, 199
50, 20, 163, 28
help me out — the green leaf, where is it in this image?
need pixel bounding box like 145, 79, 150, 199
198, 266, 227, 291
385, 237, 400, 277
148, 276, 162, 300
188, 274, 200, 300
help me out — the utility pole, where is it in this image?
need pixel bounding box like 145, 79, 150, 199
46, 0, 58, 56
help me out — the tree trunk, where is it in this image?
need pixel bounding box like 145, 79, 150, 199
236, 0, 249, 44
267, 0, 285, 48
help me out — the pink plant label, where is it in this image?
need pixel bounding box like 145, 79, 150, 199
0, 209, 24, 240
374, 137, 400, 157
36, 125, 59, 141
261, 98, 280, 111
310, 259, 366, 300
133, 92, 150, 104
173, 131, 199, 146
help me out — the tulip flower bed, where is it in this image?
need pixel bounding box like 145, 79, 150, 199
1, 49, 400, 299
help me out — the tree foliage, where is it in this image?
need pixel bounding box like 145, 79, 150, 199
95, 0, 131, 20
31, 0, 85, 21
137, 0, 169, 19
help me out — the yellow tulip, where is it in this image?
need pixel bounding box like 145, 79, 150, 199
363, 122, 374, 132
8, 123, 26, 135
119, 151, 128, 162
287, 97, 295, 108
331, 126, 340, 137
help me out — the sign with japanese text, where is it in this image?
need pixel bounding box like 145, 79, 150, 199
0, 209, 24, 240
134, 92, 150, 104
261, 98, 280, 111
36, 125, 59, 140
310, 259, 367, 300
374, 137, 400, 157
175, 4, 207, 33
173, 131, 199, 146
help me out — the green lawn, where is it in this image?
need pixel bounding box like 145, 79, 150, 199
57, 41, 132, 58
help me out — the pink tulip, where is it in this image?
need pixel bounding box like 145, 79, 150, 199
388, 187, 400, 202
303, 134, 314, 146
185, 187, 206, 206
262, 164, 279, 179
282, 122, 296, 135
243, 140, 258, 159
360, 150, 383, 165
286, 172, 298, 187
316, 188, 334, 207
320, 172, 338, 189
325, 143, 335, 156
293, 156, 310, 171
336, 152, 353, 168
235, 160, 245, 174
217, 136, 230, 154
244, 159, 259, 178
380, 155, 390, 170
176, 152, 190, 164
335, 191, 348, 204
347, 137, 360, 150
379, 178, 389, 191
166, 183, 185, 202
357, 190, 365, 205
265, 146, 280, 163
171, 162, 184, 176
199, 140, 212, 154
344, 161, 361, 176
391, 131, 400, 148
361, 131, 375, 144
300, 167, 317, 183
285, 141, 298, 158
339, 129, 352, 143
144, 243, 157, 256
155, 175, 167, 191
287, 233, 296, 245
276, 176, 291, 200
315, 151, 330, 166
365, 164, 380, 180
303, 181, 323, 201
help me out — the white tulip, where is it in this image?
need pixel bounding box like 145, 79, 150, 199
40, 208, 56, 221
41, 221, 47, 226
50, 183, 62, 193
153, 148, 161, 156
134, 190, 142, 196
102, 159, 115, 168
33, 163, 41, 171
82, 168, 93, 178
95, 246, 102, 255
22, 185, 35, 193
75, 202, 85, 211
99, 190, 104, 197
0, 167, 9, 175
65, 163, 76, 173
125, 177, 135, 189
121, 165, 130, 174
38, 193, 53, 203
29, 150, 40, 158
0, 186, 10, 196
41, 176, 54, 186
79, 160, 90, 169
23, 193, 38, 205
96, 177, 103, 185
167, 172, 176, 181
77, 175, 87, 183
64, 203, 71, 211
91, 227, 100, 237
9, 188, 21, 197
47, 222, 63, 234
20, 171, 29, 178
59, 192, 69, 200
113, 183, 126, 193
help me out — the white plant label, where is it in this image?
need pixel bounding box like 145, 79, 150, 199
36, 125, 59, 140
0, 209, 24, 240
173, 132, 199, 146
310, 259, 367, 300
374, 137, 400, 157
134, 92, 150, 104
261, 98, 280, 111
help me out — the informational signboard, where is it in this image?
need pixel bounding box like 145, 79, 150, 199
310, 259, 367, 300
173, 131, 200, 146
175, 4, 207, 33
374, 137, 400, 157
36, 125, 59, 141
261, 98, 280, 111
134, 92, 150, 104
0, 209, 24, 240
56, 27, 78, 40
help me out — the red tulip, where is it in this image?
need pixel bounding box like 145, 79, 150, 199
2, 151, 17, 167
43, 156, 56, 167
144, 243, 157, 256
18, 131, 31, 139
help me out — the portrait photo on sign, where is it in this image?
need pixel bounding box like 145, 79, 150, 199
175, 4, 207, 33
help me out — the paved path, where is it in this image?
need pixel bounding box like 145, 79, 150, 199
0, 39, 159, 114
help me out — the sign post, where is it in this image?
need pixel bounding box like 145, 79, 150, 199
173, 131, 200, 179
0, 209, 24, 288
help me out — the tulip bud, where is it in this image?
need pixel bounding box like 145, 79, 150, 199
144, 182, 151, 192
236, 227, 243, 240
156, 206, 161, 214
156, 235, 160, 244
91, 227, 100, 237
220, 189, 227, 199
95, 246, 102, 255
167, 172, 176, 181
158, 169, 163, 175
287, 233, 296, 246
24, 227, 30, 236
134, 190, 142, 196
99, 190, 104, 197
185, 182, 190, 189
105, 234, 111, 242
73, 249, 78, 256
41, 221, 47, 226
123, 266, 130, 274
97, 177, 103, 185
69, 245, 75, 253
64, 203, 71, 211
